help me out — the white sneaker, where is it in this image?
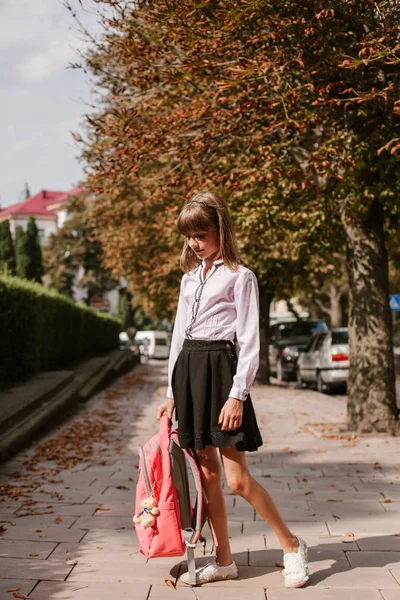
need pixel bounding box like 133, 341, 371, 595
180, 559, 238, 586
282, 536, 309, 588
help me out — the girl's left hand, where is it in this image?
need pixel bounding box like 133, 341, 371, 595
218, 397, 243, 431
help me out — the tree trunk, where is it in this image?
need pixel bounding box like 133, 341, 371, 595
343, 199, 399, 434
258, 286, 274, 384
328, 284, 343, 327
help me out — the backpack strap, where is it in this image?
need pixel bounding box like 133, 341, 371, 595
184, 449, 206, 541
182, 450, 208, 586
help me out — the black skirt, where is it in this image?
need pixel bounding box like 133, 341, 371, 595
172, 338, 263, 452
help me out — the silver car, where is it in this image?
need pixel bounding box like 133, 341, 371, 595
296, 328, 349, 393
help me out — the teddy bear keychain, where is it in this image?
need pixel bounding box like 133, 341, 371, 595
133, 496, 160, 528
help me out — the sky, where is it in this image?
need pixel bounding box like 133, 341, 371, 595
0, 0, 102, 208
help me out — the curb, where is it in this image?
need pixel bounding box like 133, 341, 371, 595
0, 348, 140, 463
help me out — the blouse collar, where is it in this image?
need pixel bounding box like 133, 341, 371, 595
201, 258, 224, 267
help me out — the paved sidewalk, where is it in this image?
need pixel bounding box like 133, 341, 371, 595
0, 360, 400, 600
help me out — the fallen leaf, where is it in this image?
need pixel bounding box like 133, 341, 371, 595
53, 516, 62, 524
275, 561, 284, 567
304, 491, 313, 495
345, 532, 355, 537
95, 506, 111, 511
29, 553, 39, 557
165, 579, 176, 589
96, 546, 103, 550
115, 486, 130, 491
7, 589, 20, 593
380, 498, 392, 503
341, 540, 354, 543
66, 559, 78, 566
13, 594, 31, 599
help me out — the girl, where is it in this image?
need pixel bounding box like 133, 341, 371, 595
156, 191, 309, 588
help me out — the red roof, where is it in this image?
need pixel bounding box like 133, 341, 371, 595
0, 187, 82, 219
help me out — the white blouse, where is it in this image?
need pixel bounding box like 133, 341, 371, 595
166, 258, 260, 401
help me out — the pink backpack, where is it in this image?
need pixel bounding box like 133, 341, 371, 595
133, 415, 207, 585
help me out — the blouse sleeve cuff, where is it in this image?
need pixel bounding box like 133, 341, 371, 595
166, 387, 174, 400
228, 384, 248, 401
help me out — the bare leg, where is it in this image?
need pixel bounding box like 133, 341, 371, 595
195, 445, 233, 566
220, 445, 298, 554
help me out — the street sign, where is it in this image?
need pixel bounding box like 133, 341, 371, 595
389, 295, 400, 311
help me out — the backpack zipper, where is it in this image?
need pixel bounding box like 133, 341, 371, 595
139, 446, 152, 497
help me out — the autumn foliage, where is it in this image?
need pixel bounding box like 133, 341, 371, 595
76, 0, 400, 431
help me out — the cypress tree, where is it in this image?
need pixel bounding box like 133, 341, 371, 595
117, 288, 133, 330
0, 220, 16, 275
25, 217, 43, 283
15, 225, 29, 279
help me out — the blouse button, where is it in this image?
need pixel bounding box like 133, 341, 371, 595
225, 343, 230, 348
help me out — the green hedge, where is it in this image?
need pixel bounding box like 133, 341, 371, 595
0, 276, 121, 388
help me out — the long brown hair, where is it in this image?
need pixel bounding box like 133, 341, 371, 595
177, 191, 241, 272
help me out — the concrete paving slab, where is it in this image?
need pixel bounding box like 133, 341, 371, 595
152, 585, 266, 599
91, 501, 134, 517
267, 590, 383, 599
0, 557, 73, 580
309, 566, 400, 588
83, 491, 136, 504
29, 581, 151, 599
326, 514, 400, 535
346, 551, 400, 568
8, 514, 77, 528
71, 515, 132, 530
244, 520, 329, 535
381, 591, 400, 600
0, 539, 58, 559
0, 578, 38, 598
49, 541, 141, 562
0, 525, 86, 543
356, 535, 400, 551
15, 502, 96, 517
312, 491, 385, 502
390, 569, 400, 585
308, 501, 386, 515
79, 528, 138, 545
67, 558, 181, 583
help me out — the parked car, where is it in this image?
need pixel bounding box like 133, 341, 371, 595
296, 328, 349, 393
269, 320, 328, 381
134, 330, 170, 359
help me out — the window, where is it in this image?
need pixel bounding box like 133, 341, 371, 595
315, 333, 327, 351
155, 338, 167, 346
332, 330, 349, 345
278, 321, 326, 339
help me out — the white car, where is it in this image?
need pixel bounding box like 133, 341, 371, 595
134, 330, 170, 359
296, 328, 349, 393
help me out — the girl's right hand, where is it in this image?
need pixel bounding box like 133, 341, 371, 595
156, 397, 175, 420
